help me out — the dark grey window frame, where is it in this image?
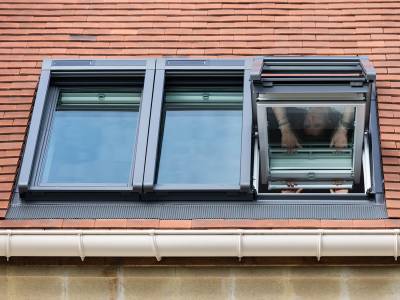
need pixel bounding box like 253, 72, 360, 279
18, 59, 156, 194
251, 56, 385, 204
142, 58, 253, 199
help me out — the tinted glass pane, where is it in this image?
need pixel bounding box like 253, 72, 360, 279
41, 111, 138, 185
165, 91, 243, 103
157, 110, 242, 185
60, 91, 141, 105
267, 106, 355, 172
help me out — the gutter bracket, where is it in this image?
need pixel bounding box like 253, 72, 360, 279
394, 229, 399, 261
150, 230, 161, 262
237, 230, 243, 262
316, 230, 323, 262
77, 232, 85, 261
6, 230, 11, 262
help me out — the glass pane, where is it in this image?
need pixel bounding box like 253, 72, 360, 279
157, 110, 242, 185
267, 106, 355, 174
60, 91, 141, 106
40, 110, 138, 185
165, 91, 243, 103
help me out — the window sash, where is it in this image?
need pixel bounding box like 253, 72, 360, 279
257, 101, 366, 189
143, 66, 252, 194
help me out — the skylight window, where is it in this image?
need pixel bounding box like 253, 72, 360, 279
251, 57, 378, 195
17, 59, 155, 193
142, 59, 253, 199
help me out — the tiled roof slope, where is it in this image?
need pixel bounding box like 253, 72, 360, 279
0, 0, 400, 229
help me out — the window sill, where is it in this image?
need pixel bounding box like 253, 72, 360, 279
7, 190, 387, 220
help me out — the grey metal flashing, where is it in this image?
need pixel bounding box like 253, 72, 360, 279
49, 59, 152, 70
6, 201, 387, 220
244, 58, 254, 70
143, 68, 165, 192
18, 68, 51, 194
359, 56, 377, 81
250, 57, 264, 81
41, 59, 52, 71
157, 58, 246, 70
132, 67, 156, 191
240, 68, 253, 191
261, 56, 365, 61
369, 83, 384, 198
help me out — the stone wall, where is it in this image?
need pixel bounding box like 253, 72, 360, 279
1, 265, 400, 299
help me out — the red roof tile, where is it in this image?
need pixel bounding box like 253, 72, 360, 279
0, 0, 400, 228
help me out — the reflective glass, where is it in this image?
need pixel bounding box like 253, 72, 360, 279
157, 110, 242, 185
60, 91, 141, 105
40, 90, 139, 186
267, 106, 355, 172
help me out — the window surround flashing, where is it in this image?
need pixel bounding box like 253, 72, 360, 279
8, 56, 386, 220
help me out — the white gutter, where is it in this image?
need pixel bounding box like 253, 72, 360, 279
1, 229, 400, 261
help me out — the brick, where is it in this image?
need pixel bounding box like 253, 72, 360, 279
0, 192, 12, 200
191, 219, 229, 229
388, 209, 400, 218
384, 173, 400, 181
0, 200, 9, 209
288, 219, 322, 228
384, 182, 400, 191
321, 220, 355, 228
384, 219, 400, 228
0, 174, 15, 182
159, 220, 192, 229
352, 220, 387, 228
126, 219, 160, 228
62, 219, 96, 228
0, 219, 63, 228
386, 200, 400, 209
94, 219, 127, 228
191, 219, 291, 229
386, 191, 400, 199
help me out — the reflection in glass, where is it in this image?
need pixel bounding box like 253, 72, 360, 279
157, 110, 242, 185
41, 111, 138, 185
267, 106, 355, 173
40, 89, 140, 186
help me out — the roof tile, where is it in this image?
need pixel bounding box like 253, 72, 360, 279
159, 220, 192, 229
94, 219, 128, 229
